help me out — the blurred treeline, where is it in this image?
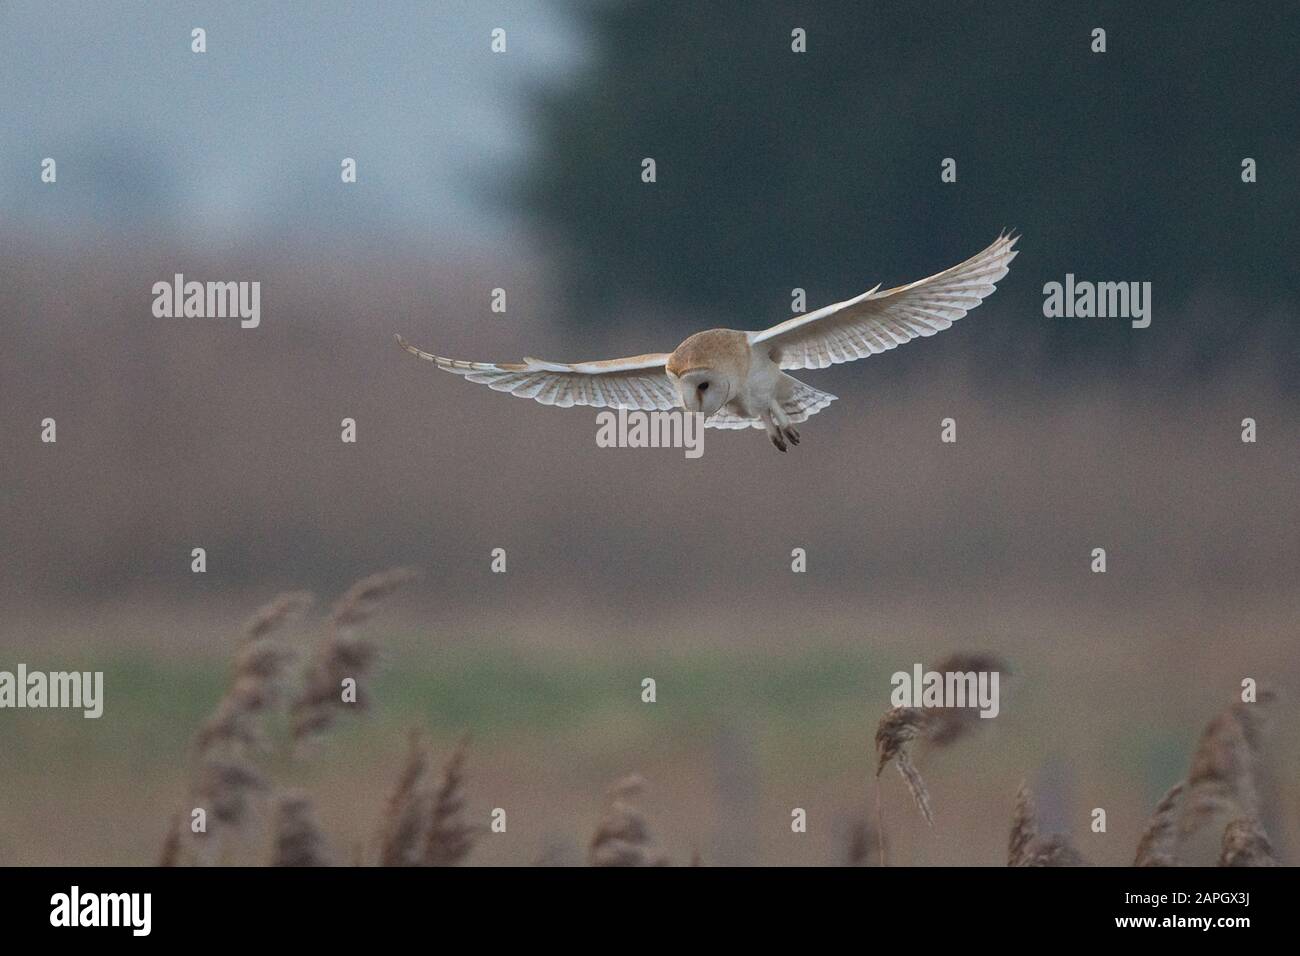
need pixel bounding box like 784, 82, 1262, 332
516, 1, 1299, 383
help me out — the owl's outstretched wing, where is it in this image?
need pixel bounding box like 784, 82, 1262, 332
748, 233, 1019, 370
395, 335, 679, 410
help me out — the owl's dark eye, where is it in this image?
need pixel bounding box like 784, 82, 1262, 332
698, 382, 709, 391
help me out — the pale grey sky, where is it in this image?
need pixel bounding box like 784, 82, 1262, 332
0, 0, 583, 247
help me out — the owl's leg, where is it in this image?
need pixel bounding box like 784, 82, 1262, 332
760, 410, 788, 452
769, 402, 800, 447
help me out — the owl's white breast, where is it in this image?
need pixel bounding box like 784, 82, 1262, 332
723, 344, 783, 419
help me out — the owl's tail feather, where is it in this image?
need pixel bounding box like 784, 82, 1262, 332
781, 376, 837, 424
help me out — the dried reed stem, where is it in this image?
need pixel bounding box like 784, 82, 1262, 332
377, 730, 431, 866
272, 791, 332, 866
243, 591, 314, 642
1218, 817, 1277, 867
292, 569, 417, 743
158, 814, 185, 867
589, 774, 669, 866
196, 592, 307, 756
330, 567, 420, 629
1008, 781, 1038, 866
1178, 692, 1274, 843
195, 756, 269, 827
874, 706, 933, 825
1007, 781, 1086, 866
423, 737, 479, 866
1133, 782, 1184, 867
872, 652, 1011, 831
373, 732, 478, 866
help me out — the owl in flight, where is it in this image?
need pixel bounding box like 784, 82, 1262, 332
397, 233, 1017, 451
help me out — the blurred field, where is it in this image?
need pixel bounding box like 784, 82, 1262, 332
2, 587, 1296, 866
2, 239, 1297, 866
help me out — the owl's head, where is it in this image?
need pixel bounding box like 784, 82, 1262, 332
675, 368, 727, 417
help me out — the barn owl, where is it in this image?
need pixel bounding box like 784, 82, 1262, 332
397, 233, 1018, 451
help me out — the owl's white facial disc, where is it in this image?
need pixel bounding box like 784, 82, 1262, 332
677, 369, 727, 417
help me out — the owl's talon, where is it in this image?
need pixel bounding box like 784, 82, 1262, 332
770, 433, 788, 452
783, 426, 800, 445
